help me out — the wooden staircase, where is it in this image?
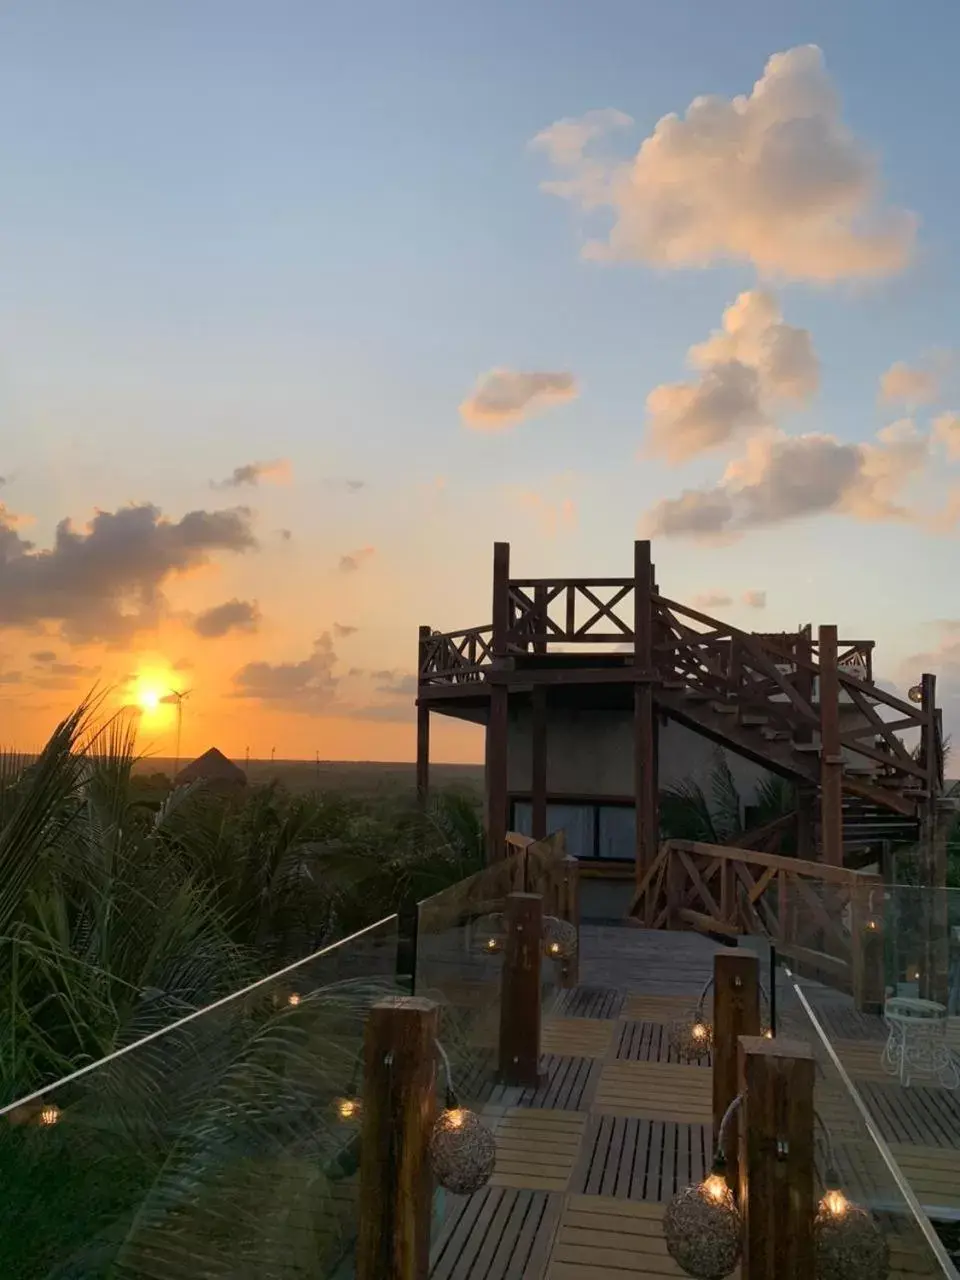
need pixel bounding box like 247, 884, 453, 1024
649, 594, 943, 854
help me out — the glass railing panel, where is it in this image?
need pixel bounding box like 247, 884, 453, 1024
0, 915, 400, 1280
782, 963, 960, 1277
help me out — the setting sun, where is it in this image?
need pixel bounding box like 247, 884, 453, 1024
139, 688, 161, 712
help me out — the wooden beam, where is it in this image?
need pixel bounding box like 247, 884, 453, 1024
818, 625, 844, 866
531, 684, 547, 840
738, 1036, 816, 1280
356, 997, 439, 1280
713, 949, 761, 1195
634, 540, 658, 885
533, 583, 548, 655
485, 685, 509, 863
795, 784, 816, 859
498, 892, 544, 1087
558, 855, 580, 988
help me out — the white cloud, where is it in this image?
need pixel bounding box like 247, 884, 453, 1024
879, 361, 939, 407
693, 593, 733, 609
533, 45, 915, 282
742, 590, 767, 608
643, 421, 929, 540
645, 290, 818, 462
460, 369, 579, 430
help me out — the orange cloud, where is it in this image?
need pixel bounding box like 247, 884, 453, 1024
533, 45, 915, 282
460, 369, 578, 430
878, 361, 939, 407
645, 291, 818, 463
509, 485, 578, 538
338, 545, 376, 573
211, 459, 291, 489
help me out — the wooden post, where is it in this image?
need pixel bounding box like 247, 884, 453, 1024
498, 892, 544, 1087
738, 1036, 816, 1280
558, 855, 580, 988
850, 876, 885, 1014
818, 625, 844, 867
533, 583, 548, 656
415, 626, 431, 807
356, 997, 439, 1280
634, 539, 658, 887
531, 684, 547, 840
713, 950, 761, 1194
485, 542, 511, 862
917, 674, 948, 1004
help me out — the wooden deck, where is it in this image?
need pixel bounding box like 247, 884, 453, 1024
430, 925, 959, 1279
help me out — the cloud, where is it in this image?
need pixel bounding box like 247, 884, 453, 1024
333, 622, 358, 638
370, 669, 418, 697
693, 593, 733, 609
278, 528, 293, 542
645, 291, 817, 462
192, 598, 261, 638
30, 650, 58, 664
212, 459, 291, 490
232, 633, 338, 713
642, 421, 929, 540
460, 369, 579, 430
879, 361, 939, 407
508, 487, 578, 538
338, 545, 376, 573
344, 479, 365, 492
0, 501, 256, 641
933, 412, 960, 461
0, 670, 22, 685
533, 45, 914, 282
742, 590, 767, 609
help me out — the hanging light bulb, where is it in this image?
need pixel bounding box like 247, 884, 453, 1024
814, 1171, 889, 1280
474, 912, 505, 956
542, 916, 578, 961
334, 1095, 362, 1123
37, 1103, 61, 1128
429, 1041, 497, 1196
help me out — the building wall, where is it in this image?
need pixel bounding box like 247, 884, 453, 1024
506, 704, 773, 804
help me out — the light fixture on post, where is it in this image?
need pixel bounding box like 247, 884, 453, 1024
428, 1040, 497, 1196
663, 1093, 743, 1279
334, 1055, 363, 1126
542, 915, 578, 961
908, 684, 923, 705
813, 1116, 889, 1280
669, 975, 774, 1062
474, 912, 505, 956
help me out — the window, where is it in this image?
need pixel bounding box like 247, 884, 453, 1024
511, 800, 635, 861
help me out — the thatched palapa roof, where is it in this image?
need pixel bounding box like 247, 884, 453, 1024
175, 747, 247, 789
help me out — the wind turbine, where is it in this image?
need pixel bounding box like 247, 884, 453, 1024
167, 687, 192, 779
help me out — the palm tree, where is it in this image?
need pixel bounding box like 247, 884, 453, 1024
658, 748, 796, 848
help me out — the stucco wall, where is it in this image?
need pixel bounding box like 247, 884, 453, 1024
506, 704, 773, 804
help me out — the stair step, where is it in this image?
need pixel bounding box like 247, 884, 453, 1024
662, 679, 685, 690
740, 715, 769, 726
681, 689, 712, 701
710, 701, 738, 715
760, 728, 791, 741
792, 743, 821, 754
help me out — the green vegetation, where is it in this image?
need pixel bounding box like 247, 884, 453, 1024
659, 749, 796, 850
0, 698, 485, 1277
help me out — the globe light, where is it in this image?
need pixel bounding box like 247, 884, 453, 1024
334, 1095, 362, 1123
663, 1166, 742, 1279
429, 1103, 497, 1196
543, 916, 578, 961
814, 1180, 890, 1280
474, 912, 505, 956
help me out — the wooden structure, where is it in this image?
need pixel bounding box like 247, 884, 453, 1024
426, 924, 959, 1278
416, 541, 945, 885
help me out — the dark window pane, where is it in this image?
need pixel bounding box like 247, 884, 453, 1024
598, 805, 635, 861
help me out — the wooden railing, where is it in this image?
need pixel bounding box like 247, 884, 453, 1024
631, 839, 886, 1010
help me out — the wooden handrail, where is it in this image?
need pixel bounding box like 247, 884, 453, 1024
664, 839, 879, 887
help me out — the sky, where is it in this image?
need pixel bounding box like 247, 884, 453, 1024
2, 0, 960, 765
